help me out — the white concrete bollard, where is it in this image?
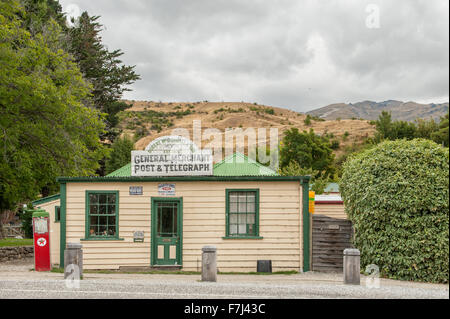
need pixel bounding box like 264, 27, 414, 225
201, 245, 217, 282
343, 248, 360, 285
64, 243, 83, 279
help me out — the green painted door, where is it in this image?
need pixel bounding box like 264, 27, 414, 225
151, 198, 182, 266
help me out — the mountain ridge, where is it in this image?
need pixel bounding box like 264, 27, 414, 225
306, 100, 449, 122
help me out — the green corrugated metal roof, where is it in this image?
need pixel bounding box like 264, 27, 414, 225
213, 153, 278, 176
106, 153, 278, 177
32, 194, 60, 206
107, 163, 132, 177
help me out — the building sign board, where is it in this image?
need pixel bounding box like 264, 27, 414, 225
158, 184, 176, 196
133, 231, 145, 242
131, 136, 213, 176
129, 186, 143, 195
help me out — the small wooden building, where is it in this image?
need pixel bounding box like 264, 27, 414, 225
314, 183, 346, 220
33, 152, 311, 273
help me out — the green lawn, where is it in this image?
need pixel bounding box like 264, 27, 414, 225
0, 238, 33, 247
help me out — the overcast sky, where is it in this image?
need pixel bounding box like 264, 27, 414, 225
58, 0, 449, 112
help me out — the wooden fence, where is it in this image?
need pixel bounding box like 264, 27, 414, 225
312, 215, 353, 272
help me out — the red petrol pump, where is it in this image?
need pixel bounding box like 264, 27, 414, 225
32, 210, 51, 271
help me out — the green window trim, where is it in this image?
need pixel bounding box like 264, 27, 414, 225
55, 206, 61, 223
85, 190, 120, 241
224, 189, 261, 239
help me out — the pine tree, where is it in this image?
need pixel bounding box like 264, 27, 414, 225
66, 12, 140, 141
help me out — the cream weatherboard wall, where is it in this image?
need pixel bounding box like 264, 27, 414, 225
314, 204, 347, 219
33, 199, 61, 266
64, 181, 304, 272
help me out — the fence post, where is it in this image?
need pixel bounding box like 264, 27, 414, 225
202, 245, 217, 282
343, 248, 360, 285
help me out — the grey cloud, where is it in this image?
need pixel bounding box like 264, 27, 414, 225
59, 0, 449, 111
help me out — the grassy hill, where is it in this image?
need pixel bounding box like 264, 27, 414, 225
118, 100, 376, 160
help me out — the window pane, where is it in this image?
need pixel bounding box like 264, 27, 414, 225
229, 193, 238, 203
99, 194, 107, 204
90, 216, 97, 226
227, 190, 258, 237
90, 205, 98, 214
158, 204, 177, 237
107, 205, 116, 214
88, 192, 118, 237
89, 194, 98, 204
98, 225, 107, 236
107, 194, 116, 204
108, 216, 116, 227
99, 205, 107, 214
107, 225, 116, 236
89, 216, 97, 236
98, 216, 107, 226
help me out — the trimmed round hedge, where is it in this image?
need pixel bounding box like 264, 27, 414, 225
340, 139, 449, 283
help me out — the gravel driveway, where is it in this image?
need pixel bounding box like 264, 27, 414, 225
0, 258, 448, 299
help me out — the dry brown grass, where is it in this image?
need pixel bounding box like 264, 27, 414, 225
121, 100, 376, 158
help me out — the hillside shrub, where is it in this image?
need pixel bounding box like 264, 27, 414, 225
340, 139, 449, 283
330, 140, 340, 150
304, 115, 312, 126
264, 108, 275, 115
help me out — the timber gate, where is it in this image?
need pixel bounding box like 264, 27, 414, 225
312, 215, 353, 272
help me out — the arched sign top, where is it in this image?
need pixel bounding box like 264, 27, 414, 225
132, 136, 212, 177
144, 135, 200, 154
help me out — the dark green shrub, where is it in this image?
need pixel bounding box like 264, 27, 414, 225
19, 208, 33, 238
342, 131, 350, 141
264, 108, 275, 115
340, 139, 449, 283
330, 140, 340, 150
304, 115, 312, 126
135, 126, 149, 139
105, 135, 135, 174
